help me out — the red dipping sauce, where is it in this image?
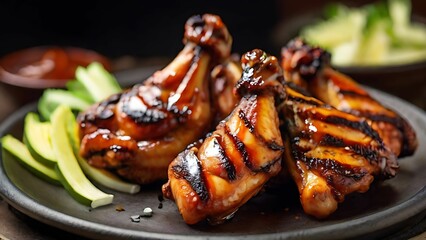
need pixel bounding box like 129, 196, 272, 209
0, 46, 111, 88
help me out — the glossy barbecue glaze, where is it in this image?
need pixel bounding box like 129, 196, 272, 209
77, 14, 232, 184
162, 50, 286, 224
281, 38, 418, 157
281, 85, 398, 219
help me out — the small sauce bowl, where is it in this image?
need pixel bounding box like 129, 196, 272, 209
0, 46, 111, 104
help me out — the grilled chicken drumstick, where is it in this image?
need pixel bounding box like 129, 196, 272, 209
162, 49, 286, 224
281, 84, 398, 219
77, 14, 232, 184
281, 38, 417, 157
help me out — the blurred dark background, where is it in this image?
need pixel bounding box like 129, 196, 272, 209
0, 0, 282, 60
1, 0, 424, 60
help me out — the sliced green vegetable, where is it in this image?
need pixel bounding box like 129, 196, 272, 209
300, 0, 426, 66
301, 7, 366, 49
364, 1, 391, 31
67, 112, 140, 194
76, 62, 121, 102
66, 80, 93, 102
23, 112, 56, 167
50, 105, 113, 208
389, 0, 410, 27
38, 89, 91, 120
38, 63, 121, 120
87, 62, 122, 94
389, 0, 426, 48
331, 39, 362, 66
357, 20, 392, 65
1, 135, 60, 185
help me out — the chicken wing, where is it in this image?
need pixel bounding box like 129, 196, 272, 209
281, 84, 398, 218
281, 38, 417, 157
77, 14, 232, 184
162, 49, 286, 224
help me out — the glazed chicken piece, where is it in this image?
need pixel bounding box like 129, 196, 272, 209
210, 55, 242, 124
281, 38, 417, 157
281, 85, 398, 219
162, 49, 286, 224
77, 14, 232, 184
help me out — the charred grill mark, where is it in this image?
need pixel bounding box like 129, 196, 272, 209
228, 128, 253, 171
122, 102, 168, 124
96, 93, 121, 120
238, 103, 285, 152
97, 108, 115, 120
292, 144, 366, 181
100, 93, 121, 106
119, 87, 168, 124
251, 127, 285, 152
224, 124, 281, 173
258, 156, 282, 172
349, 144, 379, 162
167, 105, 192, 123
319, 134, 379, 162
238, 110, 255, 133
121, 47, 200, 126
361, 113, 400, 126
268, 142, 285, 151
172, 150, 209, 201
214, 137, 237, 181
337, 91, 405, 132
287, 94, 322, 107
319, 134, 345, 147
322, 115, 383, 145
79, 93, 122, 123
121, 95, 190, 125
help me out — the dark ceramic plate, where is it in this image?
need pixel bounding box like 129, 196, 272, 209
0, 87, 425, 240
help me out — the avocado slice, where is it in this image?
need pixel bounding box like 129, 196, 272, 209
1, 135, 61, 185
76, 62, 121, 103
23, 112, 57, 167
50, 105, 113, 208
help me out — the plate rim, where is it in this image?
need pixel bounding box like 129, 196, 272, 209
1, 90, 426, 240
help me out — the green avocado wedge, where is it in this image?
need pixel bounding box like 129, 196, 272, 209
23, 112, 56, 167
38, 89, 91, 121
76, 62, 121, 103
1, 135, 61, 185
50, 105, 113, 208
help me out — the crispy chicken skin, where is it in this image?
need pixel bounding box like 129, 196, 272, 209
77, 14, 232, 184
162, 49, 286, 224
281, 38, 417, 157
281, 85, 398, 219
